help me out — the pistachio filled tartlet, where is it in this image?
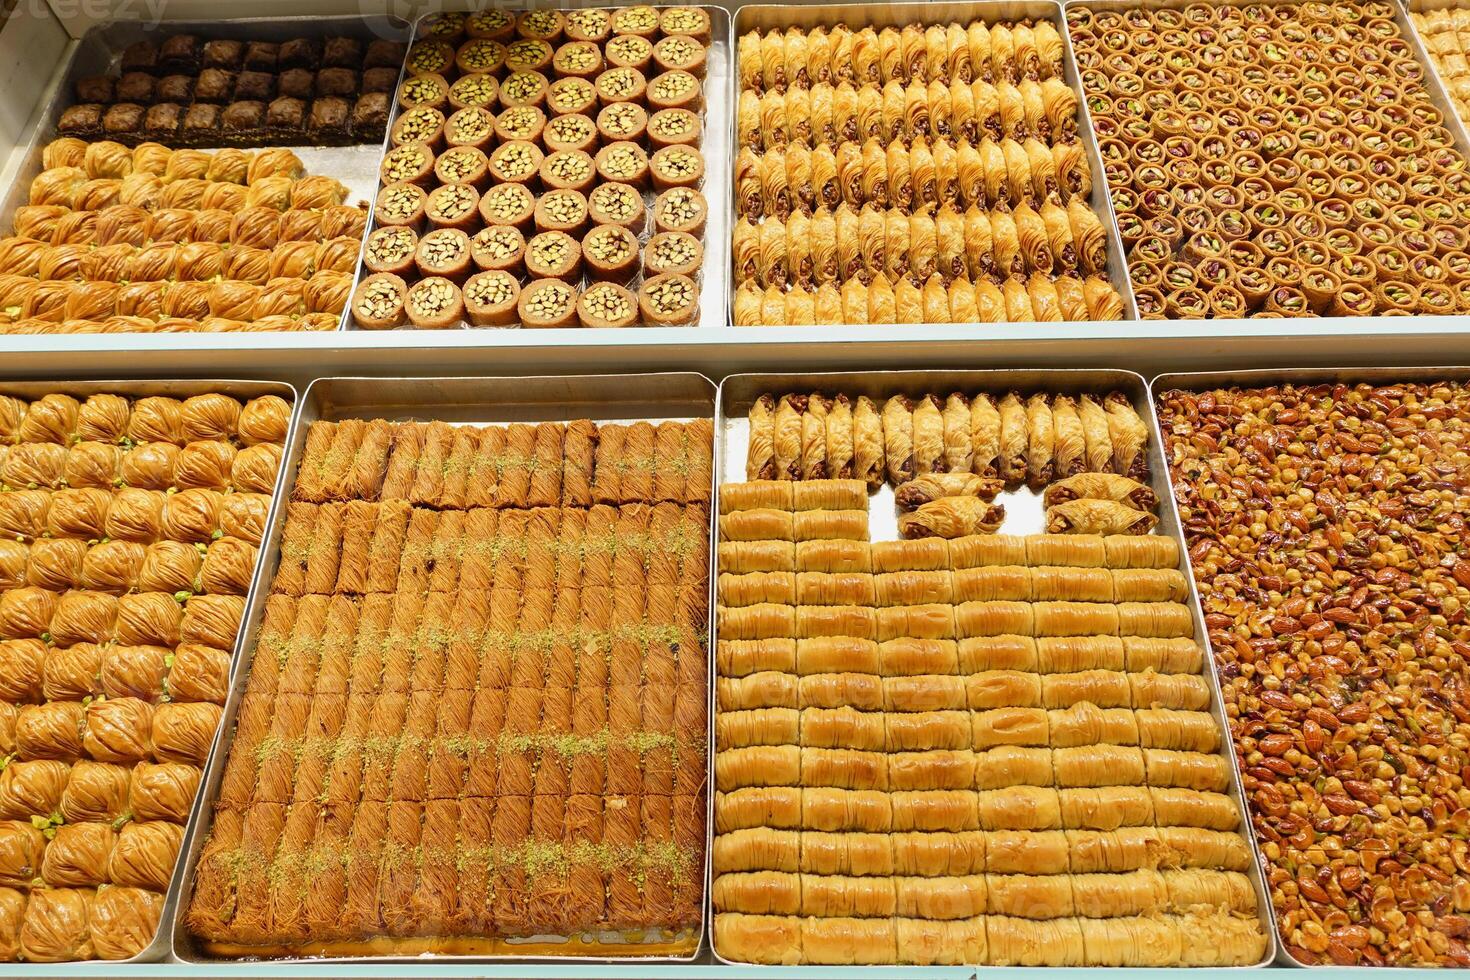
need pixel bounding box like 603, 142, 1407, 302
577, 280, 639, 326
583, 223, 640, 281
638, 272, 699, 324
518, 277, 579, 326
463, 269, 520, 325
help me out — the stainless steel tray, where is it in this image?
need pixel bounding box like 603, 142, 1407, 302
0, 376, 296, 966
1064, 0, 1470, 319
709, 368, 1275, 968
168, 372, 718, 964
349, 6, 732, 331
1148, 364, 1470, 968
0, 15, 413, 333
728, 2, 1140, 324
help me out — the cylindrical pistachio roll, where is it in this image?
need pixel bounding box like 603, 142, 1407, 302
351, 273, 407, 329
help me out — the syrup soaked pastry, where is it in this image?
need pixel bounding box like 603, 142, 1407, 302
186, 413, 714, 957
0, 386, 289, 962
714, 387, 1263, 965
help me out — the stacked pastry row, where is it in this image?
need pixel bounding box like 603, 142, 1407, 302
711, 480, 1268, 965
738, 21, 1067, 94
1070, 0, 1470, 318
1416, 8, 1470, 131
746, 391, 1148, 490
184, 415, 714, 957
0, 141, 362, 334
356, 7, 714, 328
739, 78, 1080, 152
734, 17, 1127, 324
0, 390, 290, 963
61, 32, 405, 147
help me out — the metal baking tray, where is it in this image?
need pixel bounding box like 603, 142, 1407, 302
1149, 364, 1470, 969
1064, 0, 1470, 318
709, 368, 1275, 968
0, 15, 413, 333
168, 372, 718, 964
0, 377, 296, 966
348, 6, 732, 330
728, 2, 1141, 324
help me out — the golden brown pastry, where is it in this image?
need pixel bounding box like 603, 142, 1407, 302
1044, 472, 1158, 512
900, 497, 1004, 539
1046, 499, 1158, 536
894, 473, 1004, 511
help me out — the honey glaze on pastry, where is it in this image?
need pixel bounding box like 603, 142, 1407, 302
715, 386, 1262, 965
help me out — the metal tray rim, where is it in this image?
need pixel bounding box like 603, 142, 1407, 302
707, 366, 1275, 969
169, 371, 719, 965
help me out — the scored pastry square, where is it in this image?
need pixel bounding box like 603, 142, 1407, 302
711, 464, 1266, 966
184, 413, 713, 957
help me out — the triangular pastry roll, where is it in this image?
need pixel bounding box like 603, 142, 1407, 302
895, 874, 987, 919
892, 829, 986, 876
714, 912, 800, 965
1104, 535, 1179, 569
879, 637, 959, 675
800, 873, 896, 917
975, 746, 1052, 788
717, 638, 796, 676
978, 785, 1061, 831
795, 636, 878, 674
712, 870, 800, 915
1135, 708, 1221, 752
1111, 568, 1188, 603
1150, 788, 1240, 831
952, 564, 1034, 602
799, 672, 882, 710
956, 599, 1033, 637
986, 872, 1074, 917
800, 705, 884, 750
717, 707, 799, 749
1053, 744, 1146, 787
1122, 637, 1200, 674
871, 537, 950, 572
887, 748, 976, 790
891, 789, 979, 831
713, 827, 799, 874
715, 745, 800, 792
1117, 602, 1194, 638
1030, 565, 1112, 602
1143, 750, 1231, 793
958, 635, 1038, 672
1070, 868, 1169, 918
715, 787, 801, 832
1156, 827, 1253, 872
1026, 533, 1105, 567
886, 709, 971, 751
875, 570, 953, 606
968, 671, 1043, 709
1033, 600, 1119, 637
796, 604, 877, 640
1058, 787, 1155, 831
801, 747, 889, 790
802, 787, 892, 832
973, 707, 1048, 747
1080, 914, 1183, 966
897, 917, 986, 965
1041, 669, 1130, 709
1047, 702, 1139, 747
1036, 636, 1125, 672
796, 539, 871, 573
719, 570, 796, 606
800, 916, 896, 965
1162, 868, 1255, 913
795, 571, 875, 606
1130, 672, 1210, 710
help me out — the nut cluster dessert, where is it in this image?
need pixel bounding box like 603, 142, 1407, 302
357, 6, 714, 328
733, 17, 1127, 324
1070, 0, 1470, 318
0, 140, 361, 335
1159, 379, 1470, 965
